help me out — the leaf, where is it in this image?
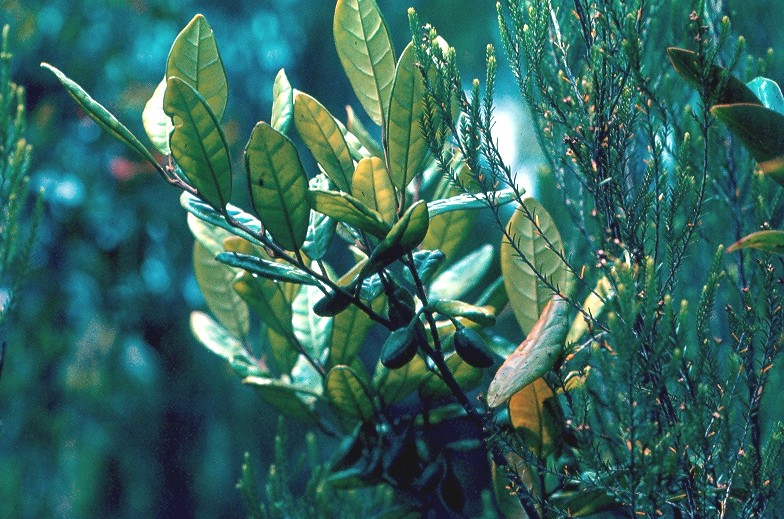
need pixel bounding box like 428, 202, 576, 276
486, 296, 569, 408
352, 156, 397, 225
164, 77, 232, 209
40, 63, 162, 172
142, 77, 173, 155
303, 175, 338, 260
374, 354, 430, 404
294, 91, 355, 192
432, 299, 496, 327
243, 375, 320, 423
187, 211, 235, 254
328, 294, 384, 369
245, 122, 311, 251
216, 252, 318, 284
271, 69, 294, 133
501, 198, 566, 334
346, 105, 384, 158
427, 188, 516, 217
190, 310, 246, 362
360, 200, 430, 278
333, 0, 396, 126
326, 365, 375, 421
403, 249, 446, 287
292, 267, 333, 359
711, 103, 784, 164
181, 192, 265, 247
429, 244, 494, 301
667, 47, 761, 106
422, 203, 476, 261
747, 77, 784, 115
420, 352, 482, 399
193, 241, 250, 340
166, 14, 228, 121
508, 378, 560, 458
566, 277, 612, 349
727, 230, 784, 254
308, 188, 391, 238
267, 328, 299, 375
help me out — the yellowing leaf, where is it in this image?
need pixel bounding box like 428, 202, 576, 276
486, 296, 569, 408
271, 69, 293, 134
727, 230, 784, 254
360, 200, 430, 278
309, 188, 391, 238
352, 157, 397, 225
508, 378, 560, 458
326, 365, 375, 421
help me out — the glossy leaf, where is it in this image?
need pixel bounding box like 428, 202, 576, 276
303, 175, 337, 260
487, 296, 569, 408
747, 77, 784, 115
758, 156, 784, 187
427, 187, 516, 217
292, 267, 333, 359
294, 91, 354, 192
387, 42, 429, 191
727, 230, 784, 254
193, 242, 250, 340
422, 202, 476, 261
326, 365, 375, 421
187, 211, 235, 255
667, 47, 761, 106
308, 188, 391, 238
243, 376, 320, 424
245, 122, 311, 251
711, 103, 784, 163
41, 63, 162, 172
429, 244, 494, 301
360, 200, 430, 278
166, 14, 228, 120
403, 249, 446, 287
190, 310, 246, 364
216, 252, 318, 284
335, 116, 374, 161
271, 69, 294, 133
164, 77, 232, 209
142, 77, 172, 155
508, 378, 559, 458
352, 156, 397, 225
432, 299, 496, 327
346, 105, 384, 158
334, 0, 396, 126
181, 192, 265, 246
501, 198, 566, 334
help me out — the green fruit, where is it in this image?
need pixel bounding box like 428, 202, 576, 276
380, 324, 420, 369
452, 327, 495, 368
313, 290, 353, 317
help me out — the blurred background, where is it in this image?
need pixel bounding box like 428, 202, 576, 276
0, 0, 781, 517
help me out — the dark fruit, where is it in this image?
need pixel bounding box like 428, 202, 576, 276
452, 327, 495, 368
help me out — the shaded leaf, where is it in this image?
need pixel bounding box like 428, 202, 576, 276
374, 354, 430, 404
727, 230, 784, 254
267, 327, 299, 375
501, 198, 566, 334
294, 91, 355, 192
352, 157, 397, 225
747, 77, 784, 115
245, 122, 311, 250
420, 352, 482, 399
711, 103, 784, 164
216, 252, 318, 284
326, 365, 375, 421
452, 326, 495, 368
427, 188, 516, 217
309, 188, 390, 238
271, 69, 294, 133
303, 175, 338, 260
193, 241, 250, 340
292, 265, 333, 359
667, 47, 761, 106
429, 244, 494, 301
487, 296, 569, 408
328, 294, 384, 368
334, 0, 396, 126
142, 77, 172, 155
190, 310, 246, 362
346, 105, 384, 158
166, 14, 228, 120
164, 77, 232, 209
360, 200, 429, 278
403, 249, 446, 287
243, 375, 320, 424
508, 378, 560, 458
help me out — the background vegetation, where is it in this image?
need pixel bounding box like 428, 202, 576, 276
1, 0, 784, 517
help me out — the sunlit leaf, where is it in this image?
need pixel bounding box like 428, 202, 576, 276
501, 198, 566, 334
302, 175, 338, 260
387, 42, 429, 191
667, 47, 761, 106
190, 310, 246, 363
142, 77, 172, 155
292, 265, 333, 359
40, 63, 162, 173
267, 327, 299, 375
243, 375, 321, 424
180, 192, 265, 247
508, 377, 560, 458
711, 103, 784, 164
346, 105, 384, 158
431, 299, 496, 327
352, 156, 397, 225
429, 244, 494, 301
193, 242, 250, 340
216, 252, 318, 284
308, 188, 391, 238
360, 200, 429, 278
326, 365, 375, 421
727, 230, 784, 254
334, 0, 396, 126
487, 296, 569, 408
245, 122, 311, 251
747, 77, 784, 115
422, 203, 475, 261
566, 277, 612, 350
166, 14, 228, 120
427, 188, 516, 217
294, 91, 355, 192
164, 77, 232, 209
271, 69, 294, 133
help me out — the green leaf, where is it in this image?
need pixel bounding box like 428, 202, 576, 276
360, 200, 430, 278
327, 295, 383, 368
374, 354, 430, 404
711, 103, 784, 164
326, 365, 375, 421
164, 77, 232, 209
294, 91, 355, 192
303, 175, 338, 260
267, 328, 299, 375
187, 211, 235, 254
166, 14, 228, 120
427, 188, 516, 217
180, 192, 265, 246
422, 204, 476, 261
271, 69, 294, 133
431, 299, 496, 327
501, 198, 566, 334
403, 249, 446, 287
243, 376, 320, 424
352, 156, 397, 225
190, 310, 246, 361
346, 105, 384, 158
193, 241, 250, 340
216, 252, 318, 284
666, 47, 761, 106
387, 42, 429, 191
747, 77, 784, 115
420, 352, 482, 399
245, 122, 311, 251
142, 77, 173, 155
40, 63, 162, 172
429, 244, 494, 301
292, 267, 333, 359
334, 0, 396, 126
486, 296, 569, 408
308, 188, 391, 238
726, 230, 784, 254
